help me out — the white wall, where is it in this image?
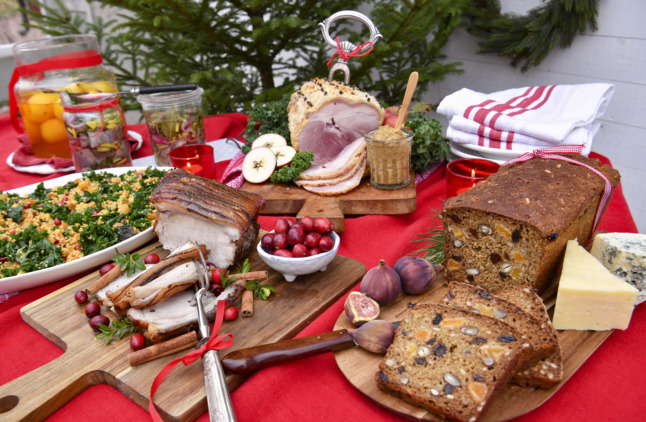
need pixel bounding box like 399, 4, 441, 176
424, 0, 646, 233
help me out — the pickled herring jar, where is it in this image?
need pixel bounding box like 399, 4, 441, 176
10, 34, 118, 159
364, 126, 413, 190
63, 95, 133, 172
137, 87, 206, 166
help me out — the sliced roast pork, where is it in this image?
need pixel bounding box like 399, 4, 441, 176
127, 283, 244, 343
151, 169, 264, 269
297, 138, 366, 181
125, 261, 200, 309
288, 78, 383, 166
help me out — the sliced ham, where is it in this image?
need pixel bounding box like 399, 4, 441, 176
295, 150, 366, 188
288, 78, 383, 166
298, 138, 366, 181
300, 158, 366, 196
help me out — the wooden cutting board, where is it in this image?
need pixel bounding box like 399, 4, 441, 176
1, 239, 366, 422
241, 172, 417, 232
333, 277, 614, 421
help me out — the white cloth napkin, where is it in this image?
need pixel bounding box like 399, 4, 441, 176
437, 84, 614, 152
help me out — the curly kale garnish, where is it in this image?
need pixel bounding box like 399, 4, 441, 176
270, 151, 314, 183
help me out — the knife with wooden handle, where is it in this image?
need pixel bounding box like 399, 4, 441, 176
221, 321, 400, 374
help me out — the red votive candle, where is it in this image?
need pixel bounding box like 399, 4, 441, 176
446, 158, 501, 198
168, 144, 216, 179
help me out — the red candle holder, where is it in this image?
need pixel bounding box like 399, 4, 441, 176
168, 144, 216, 179
446, 158, 501, 198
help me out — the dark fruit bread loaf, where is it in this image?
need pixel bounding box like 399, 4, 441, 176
441, 154, 620, 293
495, 287, 563, 388
442, 282, 557, 371
376, 304, 525, 422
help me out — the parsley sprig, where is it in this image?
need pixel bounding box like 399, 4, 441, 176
244, 280, 276, 300
95, 317, 136, 345
113, 249, 146, 276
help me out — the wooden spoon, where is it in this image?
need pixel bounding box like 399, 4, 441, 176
394, 71, 419, 129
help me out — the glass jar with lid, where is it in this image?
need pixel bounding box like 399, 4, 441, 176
10, 34, 118, 159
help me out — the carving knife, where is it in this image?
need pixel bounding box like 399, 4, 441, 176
221, 321, 400, 374
194, 247, 237, 422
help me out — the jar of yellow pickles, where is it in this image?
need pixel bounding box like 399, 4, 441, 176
10, 34, 118, 159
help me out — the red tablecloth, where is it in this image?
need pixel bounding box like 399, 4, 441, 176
0, 113, 644, 422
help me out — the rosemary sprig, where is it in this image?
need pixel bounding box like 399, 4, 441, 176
410, 208, 445, 265
244, 280, 276, 300
113, 249, 146, 276
95, 317, 136, 345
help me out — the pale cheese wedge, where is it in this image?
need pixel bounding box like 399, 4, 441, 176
553, 239, 638, 331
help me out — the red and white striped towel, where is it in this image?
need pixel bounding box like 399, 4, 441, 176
437, 84, 614, 150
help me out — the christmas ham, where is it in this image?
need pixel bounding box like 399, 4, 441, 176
151, 169, 264, 269
288, 78, 383, 166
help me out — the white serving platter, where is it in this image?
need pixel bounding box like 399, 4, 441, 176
0, 167, 164, 294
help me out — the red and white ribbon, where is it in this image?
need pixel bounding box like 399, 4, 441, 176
503, 145, 613, 238
149, 300, 233, 421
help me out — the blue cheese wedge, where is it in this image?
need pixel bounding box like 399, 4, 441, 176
553, 240, 638, 331
590, 232, 646, 304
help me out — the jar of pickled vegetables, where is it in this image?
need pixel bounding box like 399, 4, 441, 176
10, 34, 118, 159
137, 87, 206, 166
63, 94, 132, 172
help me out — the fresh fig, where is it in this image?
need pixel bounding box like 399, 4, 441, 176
349, 320, 396, 354
360, 259, 402, 306
344, 291, 380, 326
393, 256, 442, 295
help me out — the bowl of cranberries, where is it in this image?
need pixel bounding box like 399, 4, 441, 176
257, 216, 340, 282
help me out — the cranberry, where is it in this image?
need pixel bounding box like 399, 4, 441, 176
54, 217, 62, 226
99, 263, 115, 276
273, 249, 293, 258
287, 226, 305, 246
144, 253, 160, 264
261, 233, 275, 252
89, 315, 110, 331
74, 291, 88, 304
308, 247, 323, 256
224, 306, 239, 321
290, 222, 305, 232
292, 244, 309, 258
274, 218, 290, 233
319, 235, 335, 252
130, 333, 146, 351
23, 203, 31, 209
212, 286, 224, 296
273, 232, 288, 250
85, 301, 101, 318
314, 217, 334, 234
211, 268, 224, 286
300, 216, 315, 232
304, 232, 322, 249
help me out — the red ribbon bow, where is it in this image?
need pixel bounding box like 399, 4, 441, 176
149, 300, 233, 421
503, 144, 613, 239
326, 36, 374, 67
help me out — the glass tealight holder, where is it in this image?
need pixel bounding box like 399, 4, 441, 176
445, 158, 501, 198
169, 144, 216, 179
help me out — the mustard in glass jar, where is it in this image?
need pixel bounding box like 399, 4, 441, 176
10, 34, 118, 159
364, 126, 413, 190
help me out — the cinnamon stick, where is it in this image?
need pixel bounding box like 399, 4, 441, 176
128, 331, 198, 366
241, 289, 254, 317
229, 271, 268, 282
85, 264, 123, 295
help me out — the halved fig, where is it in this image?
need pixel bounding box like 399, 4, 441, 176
242, 146, 277, 183
252, 133, 287, 149
344, 291, 380, 326
271, 145, 296, 168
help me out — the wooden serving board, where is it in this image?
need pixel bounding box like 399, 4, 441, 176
2, 239, 366, 422
333, 277, 614, 422
241, 172, 417, 232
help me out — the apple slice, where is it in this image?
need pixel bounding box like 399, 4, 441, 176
252, 133, 287, 149
242, 147, 277, 183
271, 145, 296, 168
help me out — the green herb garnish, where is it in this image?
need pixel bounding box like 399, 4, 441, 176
270, 151, 314, 183
244, 280, 276, 300
113, 250, 146, 276
405, 112, 451, 172
411, 208, 445, 264
95, 317, 136, 345
244, 95, 291, 151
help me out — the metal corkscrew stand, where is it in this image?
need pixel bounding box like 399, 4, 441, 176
318, 10, 382, 84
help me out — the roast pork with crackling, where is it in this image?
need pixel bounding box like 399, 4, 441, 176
288, 78, 383, 166
151, 169, 264, 269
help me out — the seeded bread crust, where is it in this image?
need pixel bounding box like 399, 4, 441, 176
441, 154, 620, 293
287, 78, 384, 151
376, 304, 524, 422
495, 287, 563, 388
